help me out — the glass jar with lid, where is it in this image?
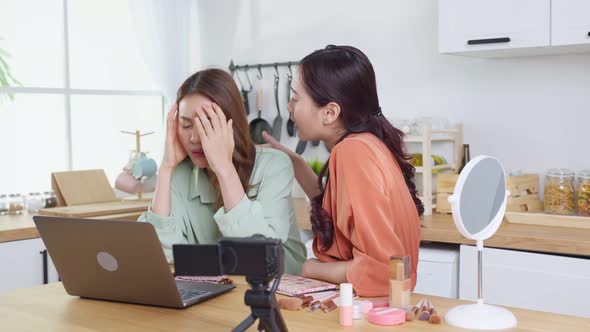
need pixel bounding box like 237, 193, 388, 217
26, 192, 44, 212
577, 170, 590, 217
0, 194, 8, 215
8, 194, 25, 215
544, 169, 576, 215
42, 191, 58, 208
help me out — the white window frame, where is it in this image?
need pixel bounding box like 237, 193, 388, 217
0, 0, 164, 171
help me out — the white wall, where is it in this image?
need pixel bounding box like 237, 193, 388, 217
194, 0, 590, 178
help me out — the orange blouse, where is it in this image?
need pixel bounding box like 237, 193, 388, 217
312, 133, 421, 297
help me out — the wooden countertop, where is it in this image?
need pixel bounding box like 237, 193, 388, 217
0, 277, 588, 331
3, 198, 590, 257
0, 211, 143, 243
293, 198, 590, 257
421, 213, 590, 256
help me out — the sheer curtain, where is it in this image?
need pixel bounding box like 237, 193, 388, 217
129, 0, 195, 105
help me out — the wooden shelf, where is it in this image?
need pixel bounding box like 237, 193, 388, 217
404, 128, 462, 143
418, 195, 437, 210
404, 135, 454, 143
403, 123, 463, 216
415, 164, 456, 173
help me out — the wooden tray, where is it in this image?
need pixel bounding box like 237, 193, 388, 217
505, 212, 590, 229
38, 200, 149, 218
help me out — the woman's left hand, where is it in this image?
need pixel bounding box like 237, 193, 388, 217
194, 102, 235, 176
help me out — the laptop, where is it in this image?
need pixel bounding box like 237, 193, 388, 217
33, 216, 235, 309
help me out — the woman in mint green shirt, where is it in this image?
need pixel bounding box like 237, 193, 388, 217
138, 69, 306, 274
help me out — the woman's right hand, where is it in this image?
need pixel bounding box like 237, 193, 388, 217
262, 131, 322, 198
261, 131, 300, 161
161, 103, 187, 172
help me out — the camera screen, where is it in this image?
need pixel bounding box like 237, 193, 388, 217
220, 240, 270, 277
173, 244, 222, 276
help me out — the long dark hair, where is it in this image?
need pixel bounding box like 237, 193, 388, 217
302, 45, 424, 251
176, 69, 256, 208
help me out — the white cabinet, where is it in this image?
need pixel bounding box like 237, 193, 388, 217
439, 0, 550, 54
459, 245, 590, 318
415, 244, 459, 298
0, 238, 59, 292
439, 0, 590, 56
551, 0, 590, 46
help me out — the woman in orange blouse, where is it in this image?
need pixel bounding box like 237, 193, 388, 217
263, 45, 423, 297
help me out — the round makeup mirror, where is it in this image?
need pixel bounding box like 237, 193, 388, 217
445, 155, 517, 330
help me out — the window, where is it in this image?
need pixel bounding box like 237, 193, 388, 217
0, 0, 163, 194
0, 0, 64, 88
71, 95, 163, 183
0, 94, 68, 193
68, 0, 158, 90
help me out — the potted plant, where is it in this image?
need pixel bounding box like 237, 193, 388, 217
306, 158, 326, 176
0, 38, 21, 102
291, 158, 327, 199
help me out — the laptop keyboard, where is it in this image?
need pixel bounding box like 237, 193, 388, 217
178, 288, 211, 302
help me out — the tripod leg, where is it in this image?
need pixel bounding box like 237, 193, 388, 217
253, 306, 288, 332
232, 314, 257, 332
257, 319, 271, 332
270, 305, 288, 332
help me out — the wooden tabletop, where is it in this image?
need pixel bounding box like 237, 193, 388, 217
0, 277, 588, 331
0, 211, 143, 243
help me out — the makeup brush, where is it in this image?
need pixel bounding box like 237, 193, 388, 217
418, 300, 431, 321
428, 299, 441, 324
299, 295, 314, 308
406, 298, 425, 321
278, 297, 304, 311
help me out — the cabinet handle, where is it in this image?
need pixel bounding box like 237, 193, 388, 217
40, 250, 48, 285
467, 37, 511, 45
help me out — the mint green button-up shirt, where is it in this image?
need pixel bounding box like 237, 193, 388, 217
138, 147, 306, 275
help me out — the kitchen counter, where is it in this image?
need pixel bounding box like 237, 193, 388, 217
421, 213, 590, 257
293, 198, 590, 257
0, 211, 143, 243
3, 199, 590, 257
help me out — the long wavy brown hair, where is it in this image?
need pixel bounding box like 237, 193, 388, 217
301, 45, 424, 251
176, 68, 256, 208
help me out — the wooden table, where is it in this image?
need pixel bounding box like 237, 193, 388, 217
0, 277, 588, 331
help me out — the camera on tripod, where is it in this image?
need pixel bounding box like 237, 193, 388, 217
173, 235, 287, 332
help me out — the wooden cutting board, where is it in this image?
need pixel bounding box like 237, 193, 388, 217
51, 169, 117, 206
38, 200, 149, 218
505, 212, 590, 229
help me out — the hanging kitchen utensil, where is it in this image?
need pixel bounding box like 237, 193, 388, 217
271, 64, 283, 141
235, 66, 252, 115
286, 64, 296, 137
295, 140, 307, 155
249, 86, 273, 144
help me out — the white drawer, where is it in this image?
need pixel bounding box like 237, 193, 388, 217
460, 245, 590, 318
415, 244, 459, 298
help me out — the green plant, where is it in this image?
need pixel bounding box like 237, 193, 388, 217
0, 39, 21, 102
306, 158, 326, 176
